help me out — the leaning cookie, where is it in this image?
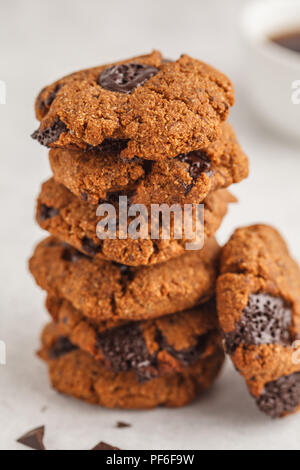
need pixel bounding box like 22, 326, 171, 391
217, 224, 300, 418
36, 178, 235, 266
48, 122, 248, 206
38, 322, 225, 409
29, 236, 219, 322
32, 51, 234, 159
46, 295, 221, 382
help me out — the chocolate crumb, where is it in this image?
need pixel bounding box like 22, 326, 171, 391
116, 421, 131, 428
92, 441, 120, 450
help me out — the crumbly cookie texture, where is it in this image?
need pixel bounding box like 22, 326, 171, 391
48, 122, 248, 206
29, 236, 220, 322
32, 51, 234, 159
217, 224, 300, 417
39, 322, 225, 409
36, 178, 235, 266
46, 295, 220, 382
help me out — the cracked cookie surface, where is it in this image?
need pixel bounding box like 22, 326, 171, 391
217, 224, 300, 417
36, 178, 235, 266
29, 236, 220, 321
39, 322, 225, 409
32, 51, 234, 160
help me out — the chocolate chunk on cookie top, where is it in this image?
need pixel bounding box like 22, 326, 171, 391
32, 51, 234, 159
217, 224, 300, 417
98, 63, 159, 93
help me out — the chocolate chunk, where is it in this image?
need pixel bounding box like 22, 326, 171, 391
224, 293, 292, 354
92, 441, 120, 450
49, 336, 77, 359
113, 263, 135, 293
38, 84, 62, 112
116, 421, 131, 428
256, 372, 300, 418
17, 426, 45, 450
39, 203, 59, 222
142, 160, 154, 176
97, 320, 210, 382
31, 118, 67, 146
44, 84, 62, 107
118, 264, 135, 280
98, 63, 158, 93
81, 236, 100, 256
93, 138, 129, 154
177, 150, 211, 194
96, 323, 157, 382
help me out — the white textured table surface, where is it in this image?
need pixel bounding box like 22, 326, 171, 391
0, 0, 300, 450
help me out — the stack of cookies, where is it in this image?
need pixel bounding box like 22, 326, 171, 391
29, 51, 249, 409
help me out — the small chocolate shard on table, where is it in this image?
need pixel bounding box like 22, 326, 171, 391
92, 441, 120, 450
17, 426, 45, 450
116, 421, 131, 428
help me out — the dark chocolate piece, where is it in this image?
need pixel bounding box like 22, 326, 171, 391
81, 236, 100, 256
97, 321, 211, 381
256, 372, 300, 418
31, 118, 67, 146
92, 441, 120, 450
224, 293, 292, 354
116, 421, 131, 428
17, 426, 45, 450
96, 323, 157, 383
39, 204, 59, 222
98, 63, 158, 93
49, 336, 77, 359
38, 84, 62, 112
177, 150, 211, 194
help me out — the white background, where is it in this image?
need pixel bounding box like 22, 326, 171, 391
0, 0, 300, 450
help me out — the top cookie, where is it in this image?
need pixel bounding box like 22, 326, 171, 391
32, 51, 234, 160
217, 224, 300, 418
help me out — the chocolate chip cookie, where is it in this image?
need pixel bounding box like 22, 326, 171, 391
217, 224, 300, 417
46, 295, 220, 382
48, 122, 247, 206
32, 51, 234, 159
29, 236, 220, 322
38, 322, 225, 409
36, 178, 235, 266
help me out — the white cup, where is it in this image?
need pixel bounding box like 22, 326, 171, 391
241, 0, 300, 140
